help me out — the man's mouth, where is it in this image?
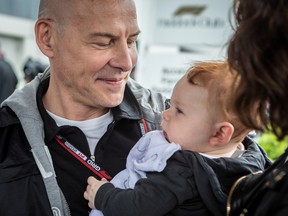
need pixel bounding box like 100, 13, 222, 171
98, 77, 124, 86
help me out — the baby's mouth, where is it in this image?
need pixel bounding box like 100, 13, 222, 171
163, 130, 170, 142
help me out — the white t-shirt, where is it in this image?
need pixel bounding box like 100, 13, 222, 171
47, 110, 113, 155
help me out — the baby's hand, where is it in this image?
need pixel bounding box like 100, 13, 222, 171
84, 176, 109, 209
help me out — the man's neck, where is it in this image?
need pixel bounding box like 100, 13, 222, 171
43, 85, 109, 121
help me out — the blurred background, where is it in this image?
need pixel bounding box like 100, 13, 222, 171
0, 0, 232, 92
0, 0, 286, 159
0, 0, 46, 87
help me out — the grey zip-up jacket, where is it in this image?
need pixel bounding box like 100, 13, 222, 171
0, 68, 167, 216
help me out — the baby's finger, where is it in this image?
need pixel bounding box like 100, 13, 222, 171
83, 191, 88, 200
88, 201, 94, 209
101, 178, 108, 182
87, 176, 97, 184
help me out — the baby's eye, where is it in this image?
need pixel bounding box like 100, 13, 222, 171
176, 107, 183, 114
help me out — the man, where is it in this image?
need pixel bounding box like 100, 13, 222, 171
0, 47, 18, 103
0, 0, 166, 215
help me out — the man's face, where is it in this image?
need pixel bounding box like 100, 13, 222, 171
50, 0, 140, 111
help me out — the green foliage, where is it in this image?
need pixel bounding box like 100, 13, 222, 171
257, 132, 288, 161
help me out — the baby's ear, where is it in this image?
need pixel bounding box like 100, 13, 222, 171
210, 122, 234, 146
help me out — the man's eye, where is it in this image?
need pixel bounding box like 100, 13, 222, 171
92, 39, 113, 48
127, 40, 137, 48
96, 42, 110, 47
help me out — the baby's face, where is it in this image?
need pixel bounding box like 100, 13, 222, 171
161, 74, 214, 152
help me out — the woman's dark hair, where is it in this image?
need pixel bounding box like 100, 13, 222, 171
227, 0, 288, 140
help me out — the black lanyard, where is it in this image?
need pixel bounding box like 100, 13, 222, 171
54, 135, 112, 180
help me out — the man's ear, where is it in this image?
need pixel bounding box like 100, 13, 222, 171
210, 122, 234, 146
34, 19, 54, 58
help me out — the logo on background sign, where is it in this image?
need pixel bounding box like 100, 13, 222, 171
174, 6, 206, 16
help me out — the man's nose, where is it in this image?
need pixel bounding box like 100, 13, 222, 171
109, 42, 136, 72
